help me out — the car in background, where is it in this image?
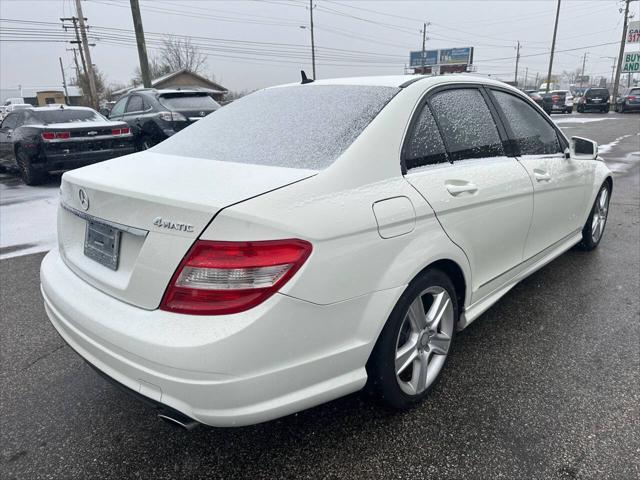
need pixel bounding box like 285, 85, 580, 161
614, 87, 640, 113
0, 105, 135, 185
41, 75, 612, 428
541, 90, 573, 114
5, 103, 33, 114
0, 106, 7, 121
109, 88, 221, 150
577, 87, 610, 113
524, 89, 544, 108
4, 97, 26, 106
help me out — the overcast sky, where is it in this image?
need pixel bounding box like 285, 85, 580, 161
1, 0, 637, 93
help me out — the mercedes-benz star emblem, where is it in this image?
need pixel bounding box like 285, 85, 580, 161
78, 189, 89, 211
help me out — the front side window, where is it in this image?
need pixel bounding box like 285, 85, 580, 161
429, 88, 504, 161
125, 96, 143, 113
154, 85, 399, 170
492, 90, 561, 155
404, 104, 448, 170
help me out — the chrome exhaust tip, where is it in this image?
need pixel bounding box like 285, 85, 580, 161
157, 411, 200, 431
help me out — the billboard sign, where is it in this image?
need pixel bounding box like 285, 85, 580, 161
439, 47, 473, 65
627, 21, 640, 44
622, 51, 640, 73
410, 50, 438, 67
409, 47, 473, 67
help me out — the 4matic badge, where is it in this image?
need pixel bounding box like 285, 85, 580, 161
153, 217, 194, 233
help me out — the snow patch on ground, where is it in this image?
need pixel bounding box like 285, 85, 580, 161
0, 176, 59, 260
599, 133, 635, 154
553, 116, 620, 124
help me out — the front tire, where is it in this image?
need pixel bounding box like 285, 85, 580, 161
366, 269, 458, 410
16, 149, 47, 186
578, 183, 611, 251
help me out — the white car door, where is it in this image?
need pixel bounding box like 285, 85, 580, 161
403, 86, 533, 300
487, 88, 591, 259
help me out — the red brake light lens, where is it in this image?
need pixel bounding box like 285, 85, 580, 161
112, 127, 130, 135
41, 132, 55, 140
160, 239, 313, 315
121, 127, 130, 135
627, 95, 636, 101
56, 131, 70, 139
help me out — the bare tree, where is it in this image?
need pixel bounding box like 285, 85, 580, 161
160, 36, 207, 74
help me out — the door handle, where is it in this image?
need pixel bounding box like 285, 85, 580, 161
445, 182, 478, 196
534, 170, 551, 182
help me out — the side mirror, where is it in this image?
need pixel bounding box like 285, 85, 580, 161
570, 136, 598, 160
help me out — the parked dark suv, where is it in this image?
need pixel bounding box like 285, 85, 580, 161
109, 89, 221, 149
576, 87, 610, 113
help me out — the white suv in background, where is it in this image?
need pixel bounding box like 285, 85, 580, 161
41, 75, 612, 429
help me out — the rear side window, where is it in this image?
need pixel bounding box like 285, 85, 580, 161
1, 114, 18, 129
125, 96, 143, 113
110, 98, 126, 117
429, 88, 504, 161
154, 85, 398, 170
404, 104, 448, 170
492, 90, 561, 155
159, 95, 220, 110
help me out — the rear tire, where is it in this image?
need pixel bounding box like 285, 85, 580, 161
139, 135, 157, 151
16, 149, 47, 186
366, 268, 458, 410
578, 183, 611, 251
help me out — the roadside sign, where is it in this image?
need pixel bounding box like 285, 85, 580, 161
410, 50, 438, 67
439, 47, 473, 65
409, 47, 473, 68
627, 21, 640, 44
622, 51, 640, 73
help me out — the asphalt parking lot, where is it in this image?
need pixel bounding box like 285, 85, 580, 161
1, 112, 639, 479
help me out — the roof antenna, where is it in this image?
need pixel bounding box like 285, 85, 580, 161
300, 70, 314, 84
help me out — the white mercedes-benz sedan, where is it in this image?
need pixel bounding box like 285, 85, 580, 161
41, 75, 612, 429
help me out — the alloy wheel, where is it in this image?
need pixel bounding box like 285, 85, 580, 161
395, 286, 454, 396
591, 187, 609, 243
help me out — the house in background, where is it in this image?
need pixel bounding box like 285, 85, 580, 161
112, 69, 228, 102
1, 86, 84, 106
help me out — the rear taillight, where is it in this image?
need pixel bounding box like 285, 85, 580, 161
160, 239, 313, 315
41, 131, 70, 140
111, 127, 130, 135
627, 95, 636, 101
551, 95, 560, 103
158, 111, 187, 122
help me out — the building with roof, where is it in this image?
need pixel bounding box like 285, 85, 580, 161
1, 85, 84, 106
112, 69, 227, 101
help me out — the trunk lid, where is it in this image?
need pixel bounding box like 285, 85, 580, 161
58, 151, 316, 309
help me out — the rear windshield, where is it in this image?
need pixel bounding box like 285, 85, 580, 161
587, 89, 609, 96
31, 109, 104, 124
159, 94, 220, 110
628, 88, 640, 95
154, 85, 398, 170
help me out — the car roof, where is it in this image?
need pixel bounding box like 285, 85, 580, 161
272, 74, 521, 91
29, 105, 96, 112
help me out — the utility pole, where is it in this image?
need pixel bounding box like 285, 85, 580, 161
421, 22, 427, 72
514, 41, 521, 85
580, 52, 588, 88
545, 0, 561, 92
59, 57, 70, 105
613, 0, 631, 105
67, 48, 81, 83
62, 17, 87, 77
535, 72, 539, 90
74, 0, 98, 109
524, 67, 529, 89
309, 0, 316, 79
129, 0, 151, 87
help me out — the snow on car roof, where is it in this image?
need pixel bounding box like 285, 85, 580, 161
272, 74, 519, 91
30, 105, 96, 112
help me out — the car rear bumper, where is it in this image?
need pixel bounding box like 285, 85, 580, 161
39, 146, 137, 171
40, 249, 401, 427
